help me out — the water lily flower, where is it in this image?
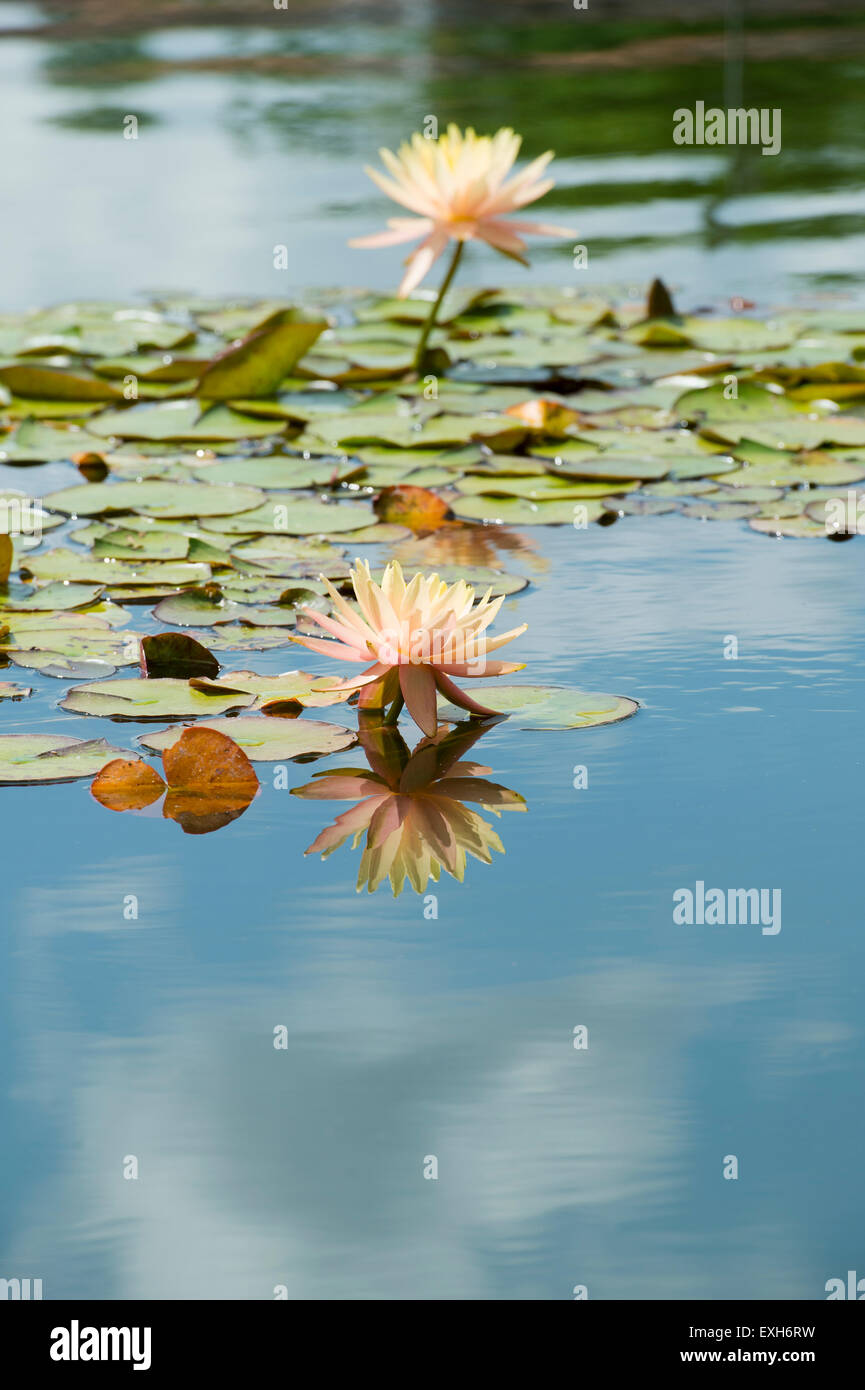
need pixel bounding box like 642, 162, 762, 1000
293, 719, 526, 895
351, 125, 573, 296
350, 124, 574, 367
289, 558, 526, 737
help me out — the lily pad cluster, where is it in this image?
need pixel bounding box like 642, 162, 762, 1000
22, 282, 865, 826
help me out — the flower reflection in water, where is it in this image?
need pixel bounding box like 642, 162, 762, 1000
293, 717, 526, 896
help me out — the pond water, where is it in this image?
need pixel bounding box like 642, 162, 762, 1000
0, 6, 863, 308
1, 5, 864, 1300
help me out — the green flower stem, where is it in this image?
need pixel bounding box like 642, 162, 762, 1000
383, 690, 405, 725
411, 239, 464, 372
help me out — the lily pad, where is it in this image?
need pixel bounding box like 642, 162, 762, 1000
189, 669, 351, 710
749, 516, 828, 539
0, 582, 105, 611
438, 684, 640, 729
21, 551, 211, 587
59, 677, 256, 720
531, 449, 670, 481
0, 734, 137, 784
200, 497, 374, 535
0, 681, 32, 700
42, 480, 266, 519
449, 496, 605, 526
197, 309, 326, 399
152, 586, 299, 628
137, 716, 356, 760
140, 632, 220, 679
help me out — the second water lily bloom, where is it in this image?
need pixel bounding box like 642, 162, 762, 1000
290, 559, 527, 736
350, 124, 574, 297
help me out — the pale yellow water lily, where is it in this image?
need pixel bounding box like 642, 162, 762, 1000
290, 558, 526, 737
350, 124, 573, 297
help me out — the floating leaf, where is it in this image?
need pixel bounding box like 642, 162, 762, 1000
438, 684, 639, 729
189, 669, 351, 710
200, 497, 374, 535
92, 529, 191, 560
42, 480, 266, 519
373, 485, 451, 530
449, 495, 604, 526
370, 564, 528, 596
152, 586, 298, 628
138, 716, 355, 760
0, 734, 135, 784
21, 551, 211, 587
60, 677, 255, 720
0, 582, 105, 611
140, 632, 220, 679
0, 364, 122, 401
749, 516, 828, 539
0, 681, 32, 700
91, 758, 165, 811
197, 309, 326, 399
602, 495, 679, 516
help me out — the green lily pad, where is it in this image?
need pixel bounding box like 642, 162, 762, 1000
137, 715, 355, 760
89, 400, 286, 442
183, 626, 292, 652
188, 670, 351, 709
449, 495, 605, 526
454, 475, 632, 500
0, 681, 32, 700
531, 448, 670, 480
200, 497, 374, 535
370, 564, 528, 595
59, 676, 256, 720
197, 309, 327, 399
20, 551, 211, 587
438, 684, 640, 729
675, 380, 802, 424
140, 632, 220, 679
152, 586, 298, 628
91, 529, 191, 560
0, 419, 109, 462
42, 480, 266, 518
601, 495, 679, 516
187, 456, 352, 489
748, 516, 829, 539
0, 734, 137, 784
679, 499, 760, 520
0, 582, 105, 611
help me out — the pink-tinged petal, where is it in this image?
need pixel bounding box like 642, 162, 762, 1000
435, 777, 527, 809
367, 793, 410, 848
433, 668, 503, 718
348, 218, 431, 249
399, 663, 439, 737
298, 608, 369, 653
305, 795, 387, 856
476, 220, 529, 261
397, 228, 450, 298
312, 660, 394, 692
434, 660, 525, 678
408, 797, 458, 873
286, 633, 369, 662
363, 164, 433, 217
293, 776, 387, 802
500, 217, 576, 237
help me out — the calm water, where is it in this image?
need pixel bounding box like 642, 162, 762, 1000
1, 4, 864, 1300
